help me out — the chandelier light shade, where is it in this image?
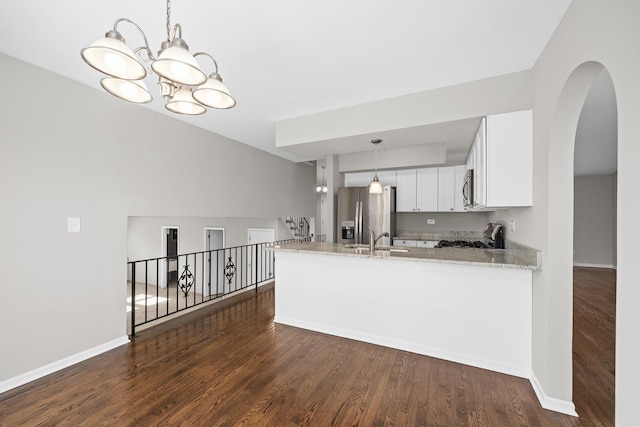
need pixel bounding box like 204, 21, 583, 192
81, 30, 147, 80
193, 72, 236, 109
81, 1, 235, 116
165, 86, 206, 115
369, 139, 383, 194
100, 77, 152, 104
151, 38, 207, 86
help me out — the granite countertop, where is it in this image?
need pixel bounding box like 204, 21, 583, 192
268, 241, 541, 270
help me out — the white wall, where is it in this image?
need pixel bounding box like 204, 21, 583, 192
573, 175, 616, 268
0, 53, 315, 387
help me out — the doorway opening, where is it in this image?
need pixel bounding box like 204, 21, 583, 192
571, 66, 617, 424
160, 226, 179, 288
204, 227, 225, 297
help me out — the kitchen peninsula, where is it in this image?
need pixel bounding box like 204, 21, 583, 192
269, 241, 540, 378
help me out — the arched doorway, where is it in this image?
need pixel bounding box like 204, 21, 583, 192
572, 67, 617, 425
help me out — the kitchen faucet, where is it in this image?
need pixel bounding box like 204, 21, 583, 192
369, 226, 390, 252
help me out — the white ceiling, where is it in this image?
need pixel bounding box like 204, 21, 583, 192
3, 0, 613, 169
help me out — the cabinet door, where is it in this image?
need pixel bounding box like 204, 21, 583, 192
454, 165, 466, 212
416, 240, 437, 248
396, 169, 417, 212
485, 110, 533, 207
393, 239, 417, 247
474, 118, 487, 208
437, 167, 455, 212
344, 172, 373, 187
416, 168, 438, 212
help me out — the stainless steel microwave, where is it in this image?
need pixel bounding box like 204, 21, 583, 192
462, 169, 474, 208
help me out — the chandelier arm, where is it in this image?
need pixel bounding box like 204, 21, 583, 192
113, 18, 152, 55
193, 52, 219, 75
171, 23, 183, 41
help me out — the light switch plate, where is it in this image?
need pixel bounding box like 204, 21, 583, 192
68, 217, 81, 233
427, 219, 436, 225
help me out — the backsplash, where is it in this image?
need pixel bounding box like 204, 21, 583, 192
396, 212, 490, 234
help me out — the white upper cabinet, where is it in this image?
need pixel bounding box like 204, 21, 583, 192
396, 169, 418, 211
344, 171, 373, 187
416, 168, 438, 212
454, 165, 466, 212
470, 110, 533, 209
377, 170, 397, 187
344, 170, 396, 187
437, 167, 455, 212
437, 165, 467, 212
397, 168, 438, 212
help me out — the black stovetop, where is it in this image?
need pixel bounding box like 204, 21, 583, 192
436, 239, 491, 249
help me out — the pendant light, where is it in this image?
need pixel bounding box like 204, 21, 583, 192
369, 139, 383, 194
81, 0, 235, 115
316, 165, 328, 193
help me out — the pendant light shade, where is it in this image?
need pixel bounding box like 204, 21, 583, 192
193, 73, 236, 109
369, 139, 383, 194
81, 31, 147, 80
165, 86, 206, 115
316, 165, 328, 193
151, 39, 207, 86
101, 77, 152, 103
369, 175, 383, 194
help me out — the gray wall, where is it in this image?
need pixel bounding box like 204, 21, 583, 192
573, 175, 616, 268
0, 52, 315, 385
486, 1, 640, 422
128, 216, 291, 262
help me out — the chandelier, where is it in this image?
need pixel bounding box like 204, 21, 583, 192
81, 0, 235, 115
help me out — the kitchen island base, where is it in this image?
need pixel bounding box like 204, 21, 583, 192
274, 251, 532, 378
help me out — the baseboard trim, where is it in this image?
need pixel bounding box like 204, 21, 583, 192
529, 373, 578, 417
0, 336, 129, 395
573, 262, 616, 270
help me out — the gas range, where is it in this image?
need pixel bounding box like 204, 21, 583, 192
436, 239, 491, 249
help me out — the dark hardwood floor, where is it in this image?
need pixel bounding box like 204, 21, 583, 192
0, 268, 615, 426
572, 267, 616, 426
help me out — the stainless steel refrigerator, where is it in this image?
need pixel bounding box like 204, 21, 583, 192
337, 186, 396, 246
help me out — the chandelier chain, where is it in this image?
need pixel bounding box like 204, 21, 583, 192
166, 0, 172, 41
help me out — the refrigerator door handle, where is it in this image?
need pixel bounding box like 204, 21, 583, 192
359, 201, 363, 244
354, 201, 361, 244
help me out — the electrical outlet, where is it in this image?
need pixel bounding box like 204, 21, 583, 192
427, 219, 435, 225
68, 217, 81, 233
508, 219, 516, 233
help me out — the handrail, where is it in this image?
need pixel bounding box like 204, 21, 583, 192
127, 235, 324, 338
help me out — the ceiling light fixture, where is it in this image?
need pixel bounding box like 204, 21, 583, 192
316, 165, 328, 193
81, 0, 235, 115
369, 139, 383, 194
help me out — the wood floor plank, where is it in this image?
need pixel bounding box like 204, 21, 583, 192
0, 270, 615, 426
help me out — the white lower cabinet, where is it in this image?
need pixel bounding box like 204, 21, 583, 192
392, 239, 417, 247
417, 240, 438, 248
